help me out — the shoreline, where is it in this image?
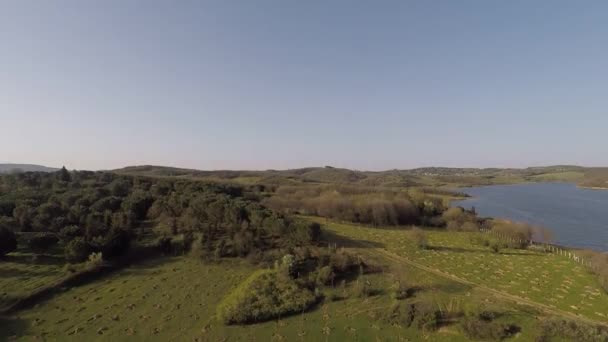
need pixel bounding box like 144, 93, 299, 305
447, 185, 608, 253
578, 185, 608, 191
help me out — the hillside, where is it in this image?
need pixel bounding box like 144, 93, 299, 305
114, 164, 588, 188
0, 163, 59, 174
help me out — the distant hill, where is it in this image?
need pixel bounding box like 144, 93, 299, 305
114, 164, 591, 188
0, 163, 59, 174
113, 165, 367, 185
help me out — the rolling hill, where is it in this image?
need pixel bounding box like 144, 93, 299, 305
0, 163, 59, 174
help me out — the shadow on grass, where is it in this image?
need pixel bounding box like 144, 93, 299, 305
498, 251, 544, 257
304, 216, 419, 232
427, 246, 480, 253
0, 316, 29, 340
409, 281, 473, 296
320, 230, 385, 249
0, 247, 175, 315
5, 253, 65, 265
428, 245, 544, 257
0, 266, 59, 279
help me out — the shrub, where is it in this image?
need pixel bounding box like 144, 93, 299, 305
461, 315, 519, 341
326, 292, 343, 302
446, 221, 461, 231
315, 265, 335, 286
413, 300, 441, 331
384, 301, 415, 327
536, 318, 608, 342
58, 225, 81, 243
89, 228, 131, 259
167, 233, 194, 255
155, 236, 173, 254
189, 234, 211, 259
410, 227, 428, 249
0, 226, 17, 257
490, 241, 501, 253
492, 222, 533, 249
351, 279, 374, 298
85, 252, 104, 269
217, 269, 318, 324
442, 207, 466, 223
285, 220, 321, 246
277, 254, 296, 278
328, 249, 358, 274
461, 221, 480, 232
65, 237, 91, 263
391, 280, 412, 300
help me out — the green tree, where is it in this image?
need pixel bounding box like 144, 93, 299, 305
121, 189, 153, 220
59, 225, 81, 243
57, 166, 71, 182
65, 237, 91, 263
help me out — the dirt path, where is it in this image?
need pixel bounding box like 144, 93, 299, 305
349, 239, 608, 328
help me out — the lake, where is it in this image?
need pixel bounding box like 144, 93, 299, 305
452, 183, 608, 251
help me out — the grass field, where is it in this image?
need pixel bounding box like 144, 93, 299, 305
311, 218, 608, 325
0, 256, 449, 341
2, 244, 548, 341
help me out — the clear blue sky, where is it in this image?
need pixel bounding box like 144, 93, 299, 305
1, 1, 607, 171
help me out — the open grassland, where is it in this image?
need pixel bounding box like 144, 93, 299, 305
311, 218, 608, 325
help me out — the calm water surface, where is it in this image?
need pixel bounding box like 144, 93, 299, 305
452, 183, 608, 251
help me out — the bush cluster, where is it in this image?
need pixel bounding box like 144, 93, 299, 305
442, 207, 479, 232
217, 269, 318, 324
491, 222, 535, 249
536, 318, 608, 342
460, 315, 519, 341
383, 299, 445, 332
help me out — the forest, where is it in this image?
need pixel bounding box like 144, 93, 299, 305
0, 167, 322, 264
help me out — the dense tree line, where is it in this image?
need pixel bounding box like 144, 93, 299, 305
0, 169, 320, 262
263, 185, 446, 227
